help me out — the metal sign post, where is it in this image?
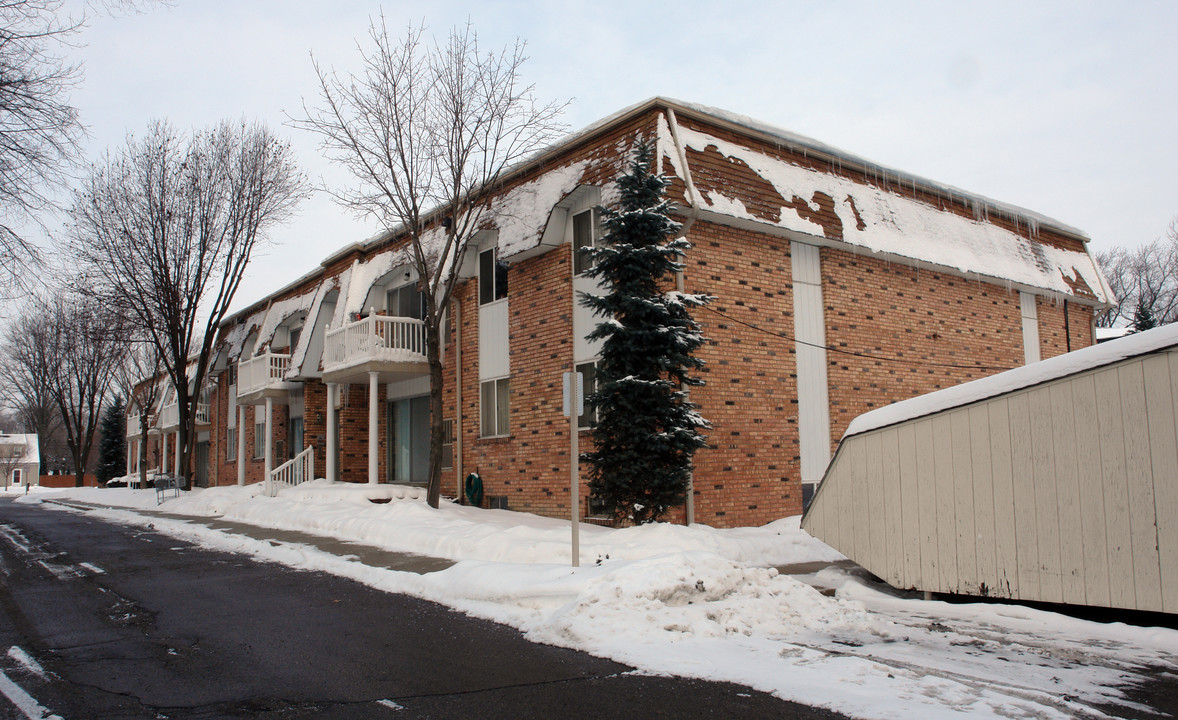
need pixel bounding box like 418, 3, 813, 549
562, 370, 584, 567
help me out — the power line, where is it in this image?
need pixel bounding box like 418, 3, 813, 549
699, 304, 1017, 372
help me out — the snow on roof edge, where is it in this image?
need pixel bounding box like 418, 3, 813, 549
844, 323, 1178, 439
661, 98, 1090, 241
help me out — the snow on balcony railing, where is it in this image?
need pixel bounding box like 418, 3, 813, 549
265, 445, 315, 497
323, 315, 427, 373
126, 415, 142, 438
238, 351, 292, 398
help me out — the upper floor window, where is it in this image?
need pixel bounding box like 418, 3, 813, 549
573, 209, 601, 276
387, 285, 425, 319
479, 248, 508, 305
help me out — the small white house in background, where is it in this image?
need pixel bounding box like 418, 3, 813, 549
803, 323, 1178, 614
0, 434, 39, 489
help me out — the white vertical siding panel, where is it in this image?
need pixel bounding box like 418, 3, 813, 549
915, 418, 938, 589
865, 432, 886, 577
969, 404, 997, 597
1020, 292, 1041, 365
881, 428, 903, 587
897, 423, 920, 589
1050, 381, 1085, 604
839, 442, 858, 559
1095, 367, 1136, 609
1071, 374, 1110, 608
951, 410, 978, 594
933, 415, 958, 592
792, 241, 831, 486
850, 438, 869, 567
1029, 386, 1063, 603
1143, 354, 1178, 612
1008, 393, 1040, 600
988, 398, 1018, 598
1119, 362, 1163, 612
1161, 353, 1178, 611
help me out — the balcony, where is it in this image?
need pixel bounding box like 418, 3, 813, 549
238, 351, 297, 404
156, 403, 209, 431
322, 315, 429, 384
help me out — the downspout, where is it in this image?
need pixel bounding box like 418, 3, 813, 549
1063, 299, 1071, 352
667, 107, 703, 526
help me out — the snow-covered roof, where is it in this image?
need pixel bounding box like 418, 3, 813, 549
0, 434, 39, 465
844, 322, 1178, 438
655, 107, 1110, 304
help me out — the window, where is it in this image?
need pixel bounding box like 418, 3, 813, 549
227, 428, 237, 461
573, 209, 601, 275
480, 377, 510, 437
288, 327, 301, 353
441, 419, 455, 470
254, 422, 265, 459
576, 361, 598, 430
387, 285, 425, 319
11, 469, 21, 485
479, 248, 508, 305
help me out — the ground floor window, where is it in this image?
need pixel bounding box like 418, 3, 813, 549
11, 469, 21, 485
441, 419, 454, 470
480, 377, 510, 438
254, 421, 265, 459
227, 428, 237, 461
576, 361, 598, 430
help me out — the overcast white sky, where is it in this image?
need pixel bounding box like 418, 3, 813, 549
57, 0, 1178, 311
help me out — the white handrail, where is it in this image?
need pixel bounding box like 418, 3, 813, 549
265, 445, 315, 497
238, 352, 292, 398
323, 315, 427, 371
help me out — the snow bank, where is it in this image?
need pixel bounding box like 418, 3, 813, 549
25, 482, 1178, 720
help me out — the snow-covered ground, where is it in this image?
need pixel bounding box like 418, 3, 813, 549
13, 481, 1178, 719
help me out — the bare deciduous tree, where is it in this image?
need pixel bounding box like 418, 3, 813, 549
1095, 218, 1178, 329
0, 0, 84, 296
296, 19, 568, 507
111, 333, 163, 487
68, 119, 308, 490
3, 292, 122, 486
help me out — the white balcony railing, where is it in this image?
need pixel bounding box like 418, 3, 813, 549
323, 315, 427, 373
265, 445, 315, 497
159, 402, 178, 429
238, 352, 291, 398
155, 403, 209, 430
126, 415, 142, 438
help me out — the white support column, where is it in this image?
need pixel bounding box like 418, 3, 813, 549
368, 371, 379, 485
237, 404, 246, 486
264, 396, 274, 481
125, 440, 133, 476
173, 431, 180, 479
326, 382, 338, 483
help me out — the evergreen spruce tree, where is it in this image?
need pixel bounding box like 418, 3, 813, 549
96, 395, 126, 484
1133, 298, 1158, 332
581, 140, 711, 524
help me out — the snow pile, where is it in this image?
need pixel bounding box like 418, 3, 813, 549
19, 483, 1178, 719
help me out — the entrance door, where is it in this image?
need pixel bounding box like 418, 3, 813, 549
195, 441, 209, 487
387, 396, 430, 484
288, 417, 304, 460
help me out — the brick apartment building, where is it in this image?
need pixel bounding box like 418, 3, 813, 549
126, 98, 1111, 528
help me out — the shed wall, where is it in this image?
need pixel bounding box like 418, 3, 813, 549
804, 346, 1178, 613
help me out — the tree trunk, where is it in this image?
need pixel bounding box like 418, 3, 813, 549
425, 318, 444, 509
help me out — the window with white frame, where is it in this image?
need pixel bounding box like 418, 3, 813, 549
441, 419, 455, 470
479, 248, 508, 305
480, 377, 510, 437
254, 405, 265, 459
227, 428, 237, 461
12, 469, 21, 485
576, 360, 598, 430
387, 284, 425, 319
573, 209, 601, 275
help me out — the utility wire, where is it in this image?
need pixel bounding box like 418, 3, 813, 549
699, 304, 1017, 372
